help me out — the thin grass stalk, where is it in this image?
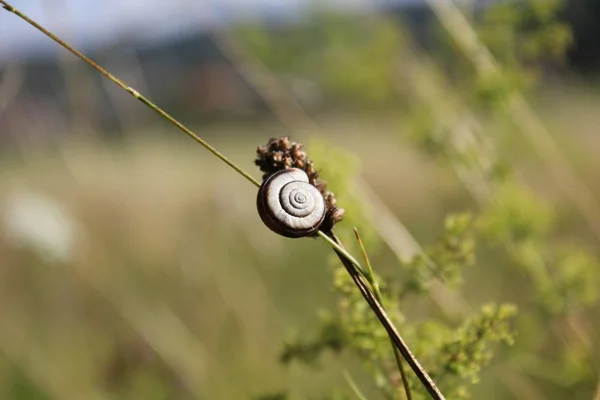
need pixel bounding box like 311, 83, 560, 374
0, 2, 445, 398
343, 370, 370, 400
354, 228, 413, 400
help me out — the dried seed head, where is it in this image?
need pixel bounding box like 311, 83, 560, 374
255, 136, 344, 233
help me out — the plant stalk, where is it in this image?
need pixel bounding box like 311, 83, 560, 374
354, 228, 413, 400
326, 231, 444, 400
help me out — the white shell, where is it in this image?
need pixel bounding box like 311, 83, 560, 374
257, 168, 326, 238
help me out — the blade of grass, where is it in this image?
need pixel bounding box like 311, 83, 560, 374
343, 370, 370, 400
317, 231, 368, 278
354, 228, 412, 400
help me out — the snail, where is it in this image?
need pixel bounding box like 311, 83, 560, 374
257, 168, 326, 238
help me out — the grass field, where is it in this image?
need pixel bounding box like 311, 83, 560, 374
1, 80, 599, 399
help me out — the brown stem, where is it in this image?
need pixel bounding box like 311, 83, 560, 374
325, 231, 445, 400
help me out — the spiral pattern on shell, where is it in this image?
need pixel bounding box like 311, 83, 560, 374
257, 168, 326, 238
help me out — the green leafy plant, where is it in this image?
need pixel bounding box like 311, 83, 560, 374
225, 1, 599, 398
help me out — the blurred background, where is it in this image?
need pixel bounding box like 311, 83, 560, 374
1, 0, 600, 399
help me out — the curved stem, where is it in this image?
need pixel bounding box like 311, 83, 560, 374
354, 228, 413, 400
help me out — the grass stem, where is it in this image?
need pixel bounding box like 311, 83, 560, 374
354, 228, 413, 400
343, 370, 370, 400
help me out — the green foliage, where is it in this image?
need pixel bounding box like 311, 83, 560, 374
274, 142, 516, 399
473, 0, 572, 105
3, 363, 49, 400
280, 313, 346, 366
407, 108, 456, 161
307, 137, 380, 254
477, 182, 554, 244
404, 212, 476, 294
475, 180, 600, 315
238, 3, 588, 397
550, 245, 600, 310
398, 1, 600, 398
438, 304, 517, 385
429, 0, 573, 111
479, 0, 573, 66
234, 11, 405, 108
241, 0, 600, 393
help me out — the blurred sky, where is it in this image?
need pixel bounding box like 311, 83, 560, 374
0, 0, 422, 60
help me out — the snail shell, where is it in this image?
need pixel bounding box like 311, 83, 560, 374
257, 168, 326, 238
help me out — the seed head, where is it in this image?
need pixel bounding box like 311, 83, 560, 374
255, 136, 344, 232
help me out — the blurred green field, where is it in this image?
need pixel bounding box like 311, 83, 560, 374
1, 81, 599, 399
2, 1, 600, 398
